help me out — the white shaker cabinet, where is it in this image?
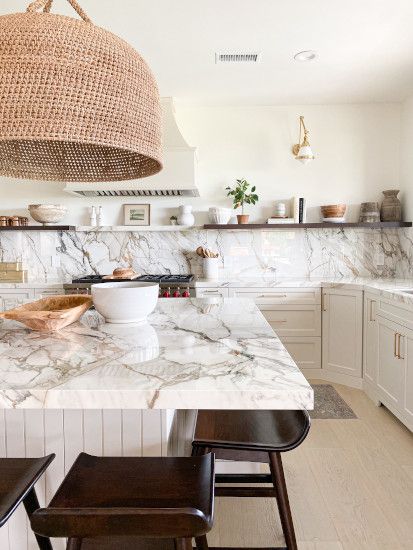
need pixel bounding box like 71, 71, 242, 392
363, 293, 379, 384
195, 287, 229, 298
0, 289, 33, 311
374, 313, 413, 430
376, 316, 404, 408
34, 287, 64, 299
404, 331, 413, 426
228, 288, 321, 371
0, 287, 64, 312
322, 288, 363, 378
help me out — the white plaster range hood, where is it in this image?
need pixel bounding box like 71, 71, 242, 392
64, 98, 199, 197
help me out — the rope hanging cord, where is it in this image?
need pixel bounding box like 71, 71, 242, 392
27, 0, 92, 23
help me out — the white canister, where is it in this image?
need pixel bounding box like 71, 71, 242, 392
177, 205, 195, 226
274, 202, 287, 217
203, 257, 219, 280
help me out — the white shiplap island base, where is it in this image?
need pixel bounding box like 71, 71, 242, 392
0, 298, 312, 550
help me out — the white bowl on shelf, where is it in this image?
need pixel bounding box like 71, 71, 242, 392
322, 217, 346, 223
28, 204, 67, 225
208, 207, 233, 224
91, 281, 159, 324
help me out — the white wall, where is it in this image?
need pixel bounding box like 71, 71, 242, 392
400, 95, 413, 220
0, 103, 401, 225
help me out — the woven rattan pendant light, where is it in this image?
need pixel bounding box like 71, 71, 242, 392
0, 0, 162, 182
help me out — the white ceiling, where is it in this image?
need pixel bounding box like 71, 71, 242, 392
3, 0, 413, 105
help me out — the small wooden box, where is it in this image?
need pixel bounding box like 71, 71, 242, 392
0, 261, 23, 271
0, 270, 27, 282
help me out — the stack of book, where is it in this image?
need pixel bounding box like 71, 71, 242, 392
267, 217, 295, 224
267, 197, 306, 224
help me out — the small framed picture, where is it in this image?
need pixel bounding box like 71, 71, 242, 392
123, 204, 151, 226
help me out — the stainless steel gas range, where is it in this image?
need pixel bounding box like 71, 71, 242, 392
63, 274, 196, 298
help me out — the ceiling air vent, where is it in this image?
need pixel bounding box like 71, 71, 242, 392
215, 52, 261, 64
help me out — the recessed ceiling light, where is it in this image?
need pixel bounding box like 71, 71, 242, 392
294, 50, 317, 62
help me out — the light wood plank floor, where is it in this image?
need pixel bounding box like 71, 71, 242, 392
207, 381, 413, 550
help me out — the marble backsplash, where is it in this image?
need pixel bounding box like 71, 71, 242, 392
0, 227, 412, 283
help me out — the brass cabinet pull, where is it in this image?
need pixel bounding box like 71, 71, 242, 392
394, 332, 397, 358
397, 333, 404, 360
322, 293, 327, 312
273, 319, 288, 323
259, 293, 287, 298
369, 300, 376, 322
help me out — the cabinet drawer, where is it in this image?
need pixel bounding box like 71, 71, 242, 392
34, 288, 64, 299
281, 337, 321, 370
376, 316, 405, 408
195, 287, 229, 298
377, 300, 413, 330
0, 290, 33, 311
230, 287, 320, 305
260, 305, 321, 337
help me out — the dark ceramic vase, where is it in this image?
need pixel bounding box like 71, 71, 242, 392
380, 190, 401, 222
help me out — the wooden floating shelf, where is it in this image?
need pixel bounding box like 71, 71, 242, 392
75, 225, 202, 232
0, 222, 411, 232
0, 225, 76, 231
203, 222, 413, 230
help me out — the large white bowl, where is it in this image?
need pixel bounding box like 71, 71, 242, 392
28, 204, 67, 225
91, 282, 159, 324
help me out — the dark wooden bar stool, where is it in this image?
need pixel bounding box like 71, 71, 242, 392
31, 452, 215, 550
0, 454, 55, 550
192, 410, 311, 550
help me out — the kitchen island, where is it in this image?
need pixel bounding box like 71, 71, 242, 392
0, 298, 312, 550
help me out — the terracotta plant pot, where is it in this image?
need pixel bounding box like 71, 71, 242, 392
237, 214, 249, 224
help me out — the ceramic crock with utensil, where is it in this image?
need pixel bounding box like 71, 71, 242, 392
203, 257, 219, 280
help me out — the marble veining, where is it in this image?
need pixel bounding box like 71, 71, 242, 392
0, 227, 411, 283
0, 298, 313, 410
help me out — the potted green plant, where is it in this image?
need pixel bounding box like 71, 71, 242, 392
226, 179, 258, 224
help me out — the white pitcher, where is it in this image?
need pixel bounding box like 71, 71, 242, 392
177, 205, 195, 226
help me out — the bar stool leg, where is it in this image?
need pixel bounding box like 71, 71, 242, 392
195, 534, 209, 549
22, 488, 53, 550
66, 538, 82, 550
191, 445, 210, 457
268, 451, 297, 550
174, 538, 193, 550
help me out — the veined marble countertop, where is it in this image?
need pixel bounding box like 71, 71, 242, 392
0, 298, 313, 410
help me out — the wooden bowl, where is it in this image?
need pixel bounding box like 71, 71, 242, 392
102, 267, 140, 280
320, 204, 347, 218
0, 295, 92, 332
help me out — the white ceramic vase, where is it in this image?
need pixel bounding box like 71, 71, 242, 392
208, 207, 232, 224
177, 205, 195, 226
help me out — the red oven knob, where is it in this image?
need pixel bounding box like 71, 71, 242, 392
182, 287, 190, 298
162, 287, 171, 298
173, 287, 181, 298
